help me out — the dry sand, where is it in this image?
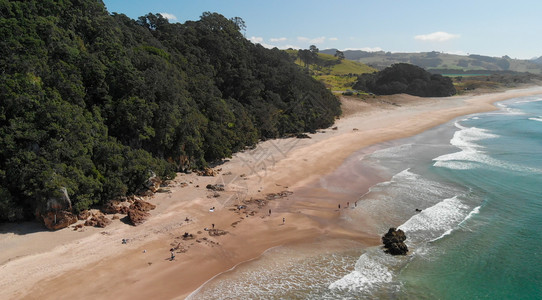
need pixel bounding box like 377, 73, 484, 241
1, 86, 542, 299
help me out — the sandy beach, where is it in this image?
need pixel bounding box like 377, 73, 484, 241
1, 86, 542, 299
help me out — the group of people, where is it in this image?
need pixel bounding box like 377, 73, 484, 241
338, 201, 357, 210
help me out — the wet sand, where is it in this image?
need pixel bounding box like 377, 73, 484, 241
1, 87, 542, 299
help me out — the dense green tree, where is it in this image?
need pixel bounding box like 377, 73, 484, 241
353, 63, 456, 97
0, 1, 340, 222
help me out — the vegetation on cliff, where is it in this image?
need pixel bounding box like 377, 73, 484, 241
0, 0, 340, 221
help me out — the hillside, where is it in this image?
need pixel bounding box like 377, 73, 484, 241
286, 49, 376, 91
0, 1, 340, 222
322, 49, 542, 75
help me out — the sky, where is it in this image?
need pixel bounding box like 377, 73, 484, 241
101, 0, 542, 59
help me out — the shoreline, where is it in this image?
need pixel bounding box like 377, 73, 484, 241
1, 86, 542, 299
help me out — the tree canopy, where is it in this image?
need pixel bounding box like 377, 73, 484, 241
0, 0, 340, 221
353, 63, 456, 97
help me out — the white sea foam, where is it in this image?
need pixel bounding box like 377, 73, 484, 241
432, 122, 542, 173
328, 250, 395, 292
528, 117, 542, 123
495, 102, 527, 115
433, 123, 498, 170
398, 196, 469, 243
514, 97, 542, 104
369, 143, 414, 159
429, 205, 481, 242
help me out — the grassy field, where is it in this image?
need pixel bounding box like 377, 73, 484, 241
286, 50, 376, 91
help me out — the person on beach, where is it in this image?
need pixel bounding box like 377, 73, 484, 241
338, 204, 341, 209
212, 223, 215, 229
347, 202, 349, 208
170, 251, 175, 261
269, 209, 271, 215
283, 217, 285, 224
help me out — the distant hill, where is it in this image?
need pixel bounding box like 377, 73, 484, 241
286, 49, 376, 91
532, 56, 542, 64
321, 49, 542, 75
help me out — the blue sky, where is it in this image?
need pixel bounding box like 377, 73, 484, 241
102, 0, 542, 59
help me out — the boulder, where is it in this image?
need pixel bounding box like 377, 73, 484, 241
101, 202, 121, 214
382, 227, 408, 255
41, 210, 77, 230
127, 208, 150, 226
206, 184, 225, 191
77, 210, 91, 220
84, 214, 111, 228
129, 199, 156, 212
126, 199, 156, 226
101, 201, 130, 215
196, 167, 218, 176
144, 173, 161, 193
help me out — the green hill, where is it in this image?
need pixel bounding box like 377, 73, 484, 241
286, 50, 376, 91
321, 49, 542, 75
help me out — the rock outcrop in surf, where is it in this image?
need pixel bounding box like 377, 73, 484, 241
382, 227, 409, 255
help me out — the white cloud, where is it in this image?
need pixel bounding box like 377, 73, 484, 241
250, 36, 264, 43
414, 31, 460, 42
297, 36, 326, 44
159, 12, 177, 21
344, 47, 383, 52
270, 37, 288, 42
329, 37, 338, 41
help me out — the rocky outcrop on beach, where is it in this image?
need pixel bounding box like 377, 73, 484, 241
127, 199, 156, 226
196, 167, 220, 176
101, 201, 129, 215
206, 184, 225, 191
84, 212, 111, 228
41, 210, 78, 230
127, 209, 150, 226
382, 227, 408, 255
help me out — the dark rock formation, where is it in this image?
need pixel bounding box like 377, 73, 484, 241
41, 210, 77, 230
382, 227, 409, 255
101, 201, 129, 215
130, 199, 156, 212
196, 167, 221, 176
127, 199, 156, 226
127, 208, 150, 226
78, 210, 91, 220
84, 214, 111, 228
206, 184, 225, 191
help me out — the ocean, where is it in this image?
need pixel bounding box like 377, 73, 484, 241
188, 94, 542, 299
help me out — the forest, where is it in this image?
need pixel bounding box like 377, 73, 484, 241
0, 0, 341, 222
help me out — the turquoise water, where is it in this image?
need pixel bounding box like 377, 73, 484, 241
189, 94, 542, 299
397, 96, 542, 299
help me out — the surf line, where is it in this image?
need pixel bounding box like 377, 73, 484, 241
185, 244, 286, 299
